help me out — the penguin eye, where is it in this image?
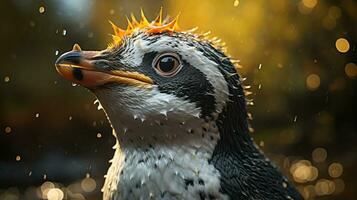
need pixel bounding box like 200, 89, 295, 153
153, 53, 182, 77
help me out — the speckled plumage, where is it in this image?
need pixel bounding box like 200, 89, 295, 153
55, 11, 303, 200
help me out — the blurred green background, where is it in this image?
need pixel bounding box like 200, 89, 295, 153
0, 0, 356, 199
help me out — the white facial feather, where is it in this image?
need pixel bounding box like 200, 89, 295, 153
94, 86, 202, 135
123, 34, 229, 114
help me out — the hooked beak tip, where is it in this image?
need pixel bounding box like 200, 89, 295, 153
55, 51, 82, 67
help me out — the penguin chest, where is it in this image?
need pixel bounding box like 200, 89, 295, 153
104, 136, 229, 200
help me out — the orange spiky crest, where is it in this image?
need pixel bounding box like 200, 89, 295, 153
108, 9, 181, 48
153, 7, 163, 26
107, 9, 229, 64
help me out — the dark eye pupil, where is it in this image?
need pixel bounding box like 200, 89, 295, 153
158, 56, 176, 72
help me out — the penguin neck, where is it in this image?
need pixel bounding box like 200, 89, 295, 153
110, 114, 221, 150
215, 98, 259, 155
103, 115, 230, 200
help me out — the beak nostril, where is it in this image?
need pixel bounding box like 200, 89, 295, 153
72, 68, 84, 81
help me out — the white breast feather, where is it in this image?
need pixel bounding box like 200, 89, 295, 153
102, 120, 229, 200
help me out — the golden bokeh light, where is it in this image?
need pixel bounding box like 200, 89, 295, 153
328, 162, 343, 178
315, 179, 335, 196
41, 182, 55, 191
290, 160, 318, 183
345, 63, 357, 78
41, 181, 55, 198
67, 182, 82, 194
312, 147, 327, 163
47, 188, 64, 200
81, 177, 96, 192
306, 74, 321, 91
4, 126, 12, 134
96, 133, 102, 138
15, 155, 21, 161
233, 0, 239, 7
328, 6, 342, 19
301, 185, 316, 199
298, 2, 312, 14
333, 179, 345, 194
335, 38, 350, 53
322, 17, 336, 30
302, 0, 318, 9
329, 77, 346, 91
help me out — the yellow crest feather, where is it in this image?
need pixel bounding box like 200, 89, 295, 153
107, 8, 228, 60
108, 8, 180, 48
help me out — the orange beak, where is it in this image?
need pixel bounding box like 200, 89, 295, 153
55, 44, 153, 88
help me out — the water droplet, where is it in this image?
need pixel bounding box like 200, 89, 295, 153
259, 140, 264, 147
39, 6, 45, 14
16, 155, 21, 161
55, 50, 59, 56
258, 64, 262, 69
293, 115, 298, 122
282, 182, 288, 188
97, 133, 102, 138
68, 116, 73, 120
62, 29, 67, 36
4, 76, 10, 83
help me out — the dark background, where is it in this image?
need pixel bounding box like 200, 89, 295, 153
0, 0, 356, 199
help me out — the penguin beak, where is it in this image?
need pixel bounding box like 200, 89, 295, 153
55, 44, 153, 88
